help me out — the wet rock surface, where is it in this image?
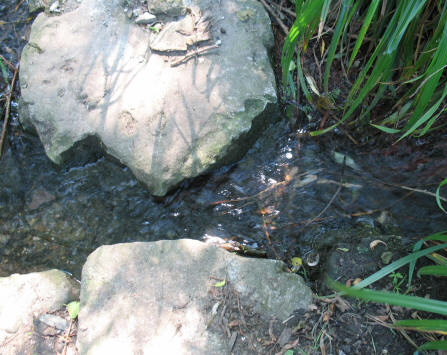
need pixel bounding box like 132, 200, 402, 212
77, 239, 312, 354
19, 0, 277, 196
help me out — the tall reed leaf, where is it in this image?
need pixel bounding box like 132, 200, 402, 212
353, 242, 447, 290
323, 0, 354, 93
347, 0, 380, 70
399, 17, 447, 139
328, 279, 447, 316
285, 0, 446, 139
393, 319, 447, 333
282, 0, 325, 86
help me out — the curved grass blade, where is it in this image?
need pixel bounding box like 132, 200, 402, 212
417, 265, 447, 277
352, 243, 447, 290
328, 279, 447, 316
393, 319, 447, 334
370, 124, 401, 134
409, 232, 447, 285
436, 178, 447, 213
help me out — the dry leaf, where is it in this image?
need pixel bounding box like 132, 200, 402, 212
370, 240, 387, 250
353, 278, 362, 286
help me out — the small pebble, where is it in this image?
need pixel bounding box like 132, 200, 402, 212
135, 12, 156, 25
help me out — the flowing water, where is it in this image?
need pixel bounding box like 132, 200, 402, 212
1, 2, 446, 280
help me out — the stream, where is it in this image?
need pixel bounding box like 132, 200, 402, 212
1, 2, 446, 281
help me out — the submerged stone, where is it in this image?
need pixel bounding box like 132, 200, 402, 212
19, 0, 277, 195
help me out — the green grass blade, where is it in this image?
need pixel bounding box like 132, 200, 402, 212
398, 84, 447, 140
417, 265, 447, 277
323, 0, 353, 93
0, 58, 8, 84
347, 0, 381, 70
281, 0, 325, 86
436, 178, 447, 213
352, 243, 447, 290
393, 319, 447, 332
400, 18, 447, 139
418, 111, 442, 136
329, 279, 447, 316
411, 2, 447, 76
419, 340, 447, 351
385, 1, 427, 54
296, 53, 312, 103
295, 0, 304, 17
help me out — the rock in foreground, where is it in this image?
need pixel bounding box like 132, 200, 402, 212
77, 239, 312, 354
19, 0, 277, 195
0, 270, 79, 354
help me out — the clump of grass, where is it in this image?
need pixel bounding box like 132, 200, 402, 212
282, 0, 447, 140
329, 231, 447, 351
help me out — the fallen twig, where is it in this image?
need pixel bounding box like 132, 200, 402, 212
271, 2, 296, 18
170, 43, 220, 67
259, 0, 289, 35
62, 319, 73, 355
0, 64, 18, 158
0, 55, 16, 71
211, 170, 321, 206
385, 182, 447, 203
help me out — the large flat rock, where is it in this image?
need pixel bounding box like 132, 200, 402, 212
77, 239, 312, 354
19, 0, 277, 195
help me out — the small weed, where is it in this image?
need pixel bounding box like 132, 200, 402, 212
388, 272, 405, 293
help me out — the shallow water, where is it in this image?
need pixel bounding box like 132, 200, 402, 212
1, 1, 446, 280
1, 116, 446, 279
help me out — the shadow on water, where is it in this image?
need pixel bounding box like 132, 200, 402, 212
1, 0, 446, 280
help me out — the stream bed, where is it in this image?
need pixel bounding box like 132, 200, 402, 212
1, 1, 446, 281
2, 117, 447, 280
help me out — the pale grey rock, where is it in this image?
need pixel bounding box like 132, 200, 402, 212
0, 270, 79, 351
147, 0, 186, 16
77, 239, 312, 354
19, 0, 277, 196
